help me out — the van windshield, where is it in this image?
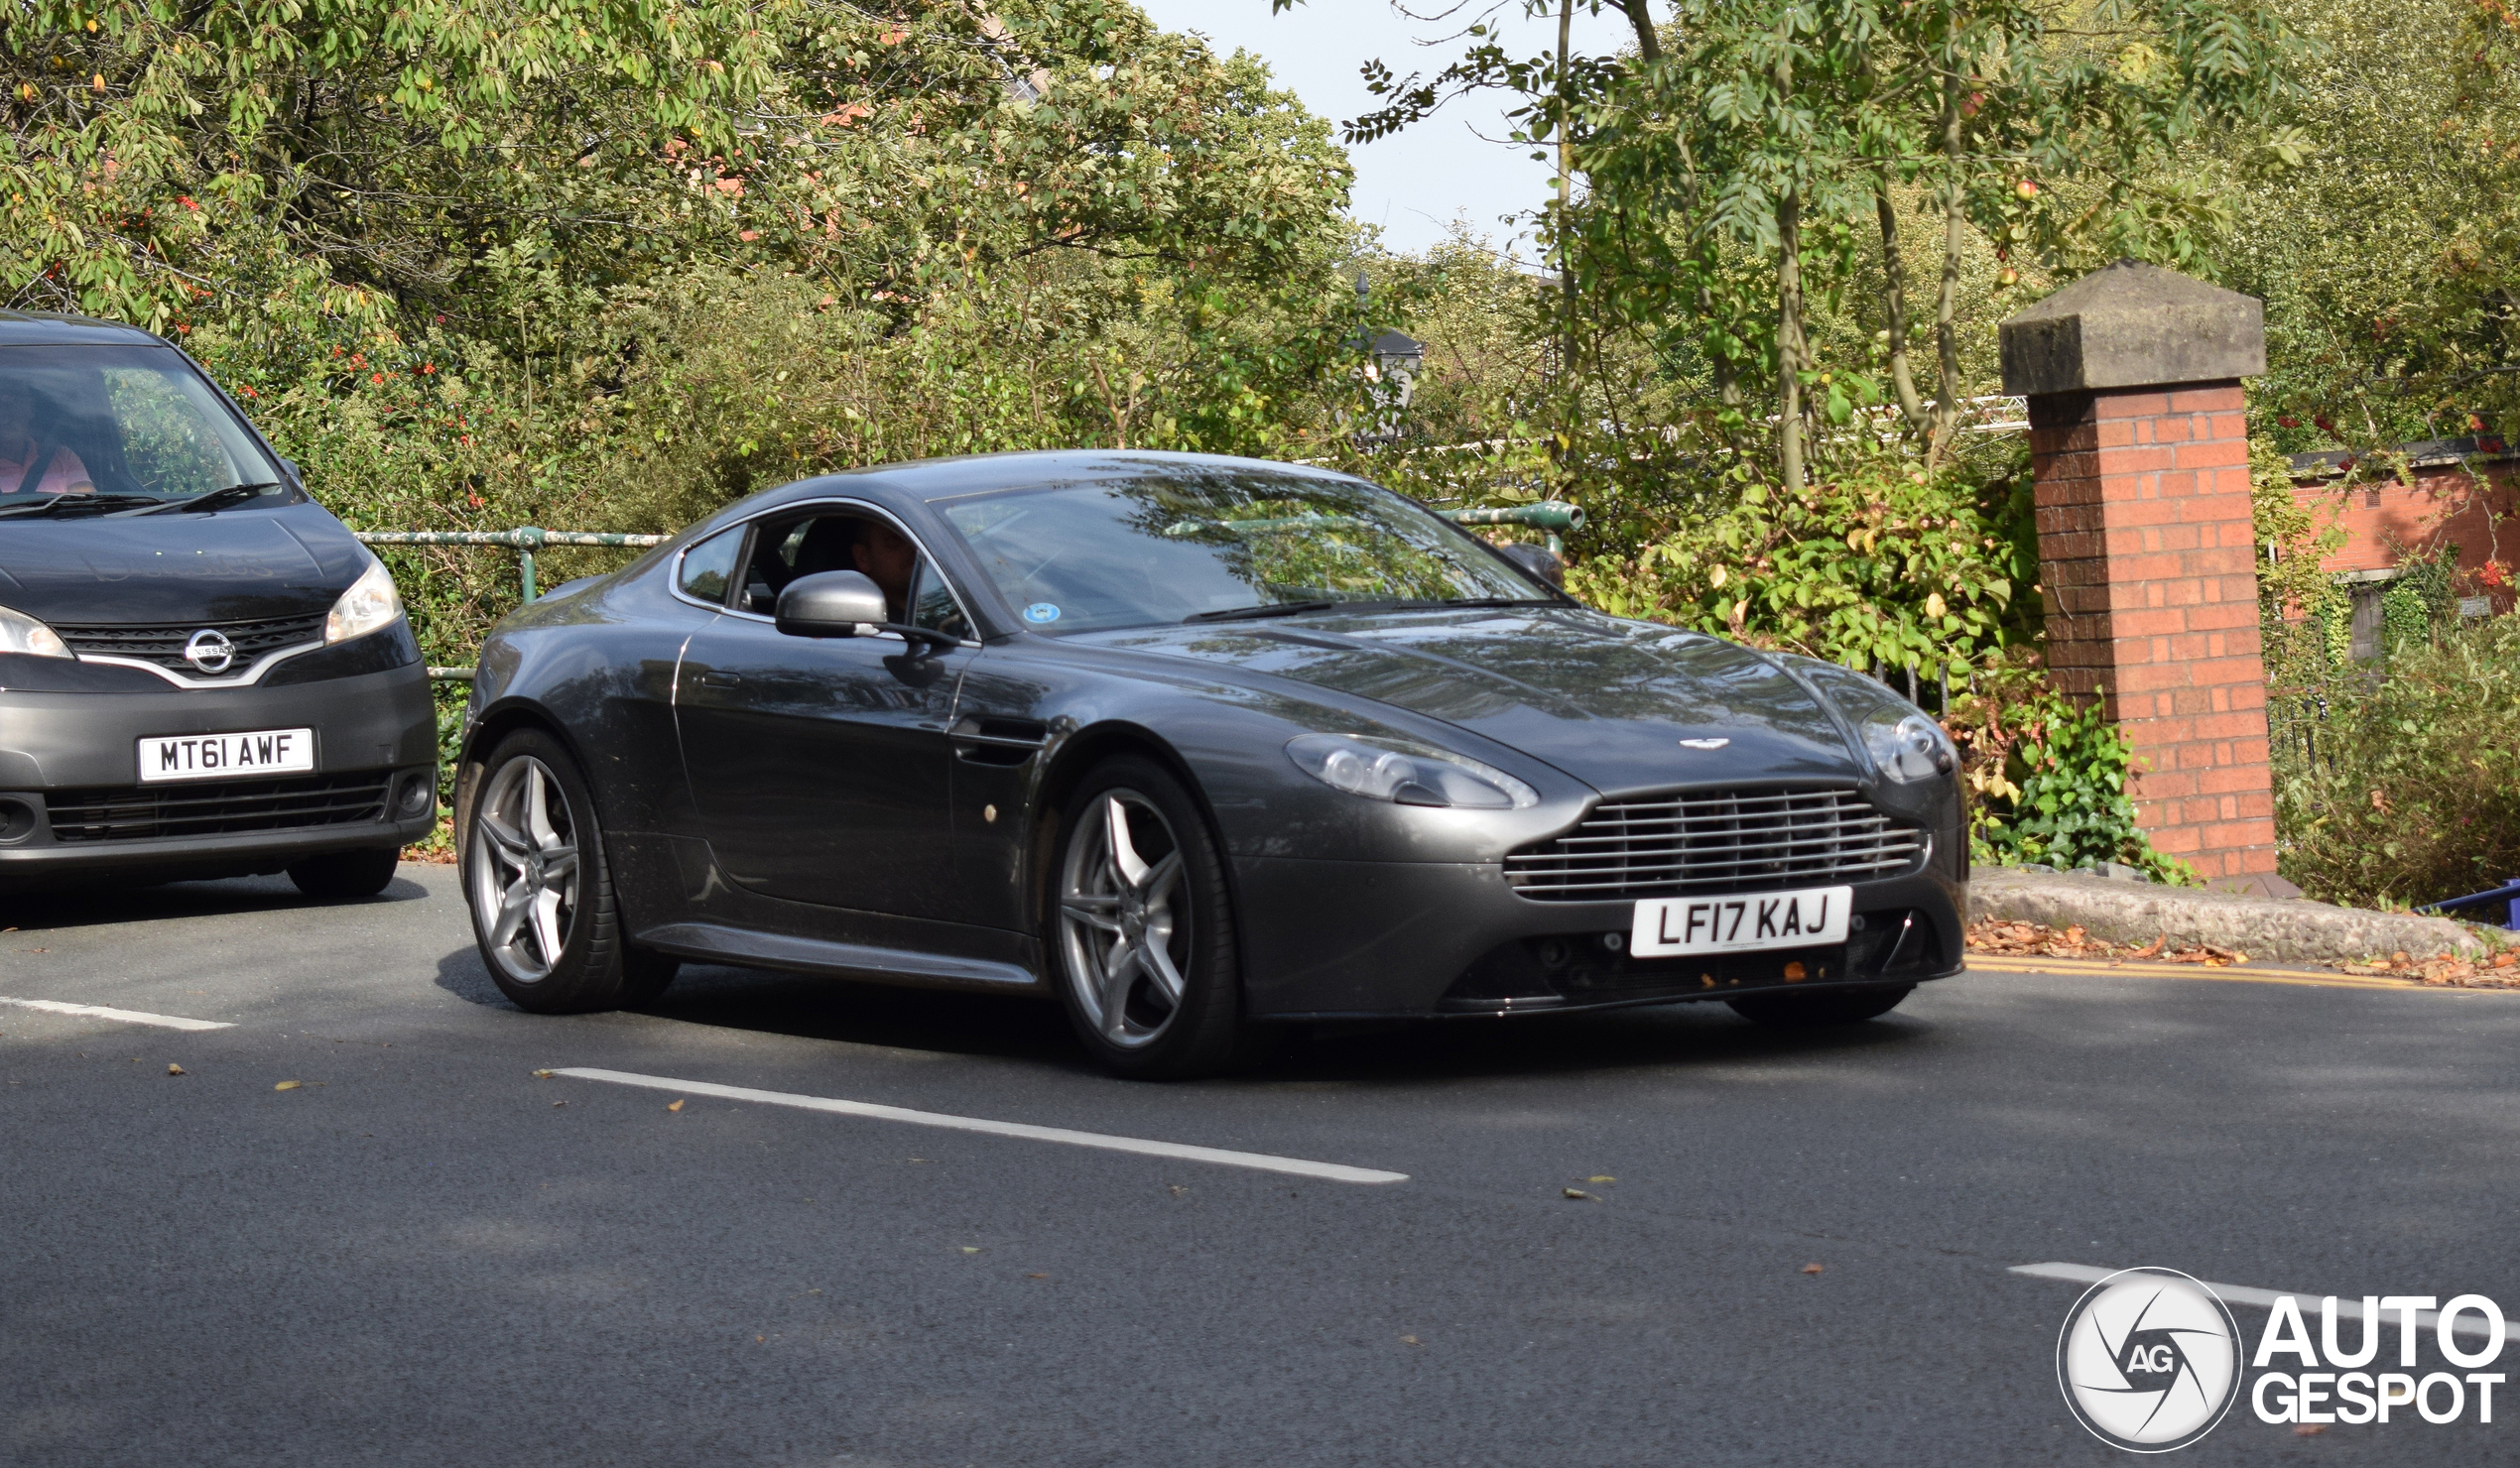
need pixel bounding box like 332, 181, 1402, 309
0, 344, 285, 516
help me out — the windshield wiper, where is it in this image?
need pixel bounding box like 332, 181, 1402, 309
0, 493, 169, 520
118, 482, 286, 516
1185, 599, 1339, 623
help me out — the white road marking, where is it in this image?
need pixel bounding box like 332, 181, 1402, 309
553, 1067, 1411, 1185
0, 996, 234, 1033
2012, 1262, 2519, 1338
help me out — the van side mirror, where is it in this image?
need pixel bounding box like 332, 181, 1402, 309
775, 570, 889, 637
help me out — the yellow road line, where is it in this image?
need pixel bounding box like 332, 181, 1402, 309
1963, 954, 2508, 994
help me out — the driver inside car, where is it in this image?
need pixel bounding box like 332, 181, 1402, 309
850, 519, 919, 622
0, 380, 94, 496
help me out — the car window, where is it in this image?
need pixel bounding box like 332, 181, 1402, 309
933, 467, 1549, 634
677, 526, 745, 607
0, 343, 283, 503
908, 558, 972, 641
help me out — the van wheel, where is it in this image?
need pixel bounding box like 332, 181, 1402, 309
458, 729, 669, 1012
288, 847, 399, 900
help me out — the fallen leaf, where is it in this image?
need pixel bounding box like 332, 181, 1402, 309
1026, 1273, 1049, 1280
1167, 1184, 1189, 1197
2131, 934, 2166, 958
552, 1100, 567, 1107
667, 1098, 685, 1112
2496, 952, 2516, 969
755, 1335, 764, 1343
1399, 1335, 1422, 1347
166, 1063, 185, 1076
1585, 1175, 1616, 1183
1563, 1187, 1592, 1200
1802, 1263, 1826, 1275
273, 1080, 301, 1091
2294, 1423, 2327, 1437
532, 1069, 555, 1079
960, 1246, 981, 1254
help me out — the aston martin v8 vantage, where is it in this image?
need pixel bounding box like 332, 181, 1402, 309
455, 451, 1964, 1076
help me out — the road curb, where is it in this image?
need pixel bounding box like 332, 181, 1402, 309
1969, 867, 2496, 965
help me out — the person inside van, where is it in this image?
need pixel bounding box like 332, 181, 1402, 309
0, 378, 94, 496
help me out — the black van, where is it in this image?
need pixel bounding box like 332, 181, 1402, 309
0, 312, 436, 896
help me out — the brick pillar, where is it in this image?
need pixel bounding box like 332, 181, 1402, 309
2000, 261, 2285, 891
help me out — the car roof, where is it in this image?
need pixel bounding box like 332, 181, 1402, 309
746, 449, 1365, 515
0, 310, 169, 347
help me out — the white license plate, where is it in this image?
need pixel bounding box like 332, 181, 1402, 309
1630, 886, 1852, 957
137, 728, 315, 783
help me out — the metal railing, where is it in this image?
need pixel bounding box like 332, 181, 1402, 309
361, 502, 1583, 682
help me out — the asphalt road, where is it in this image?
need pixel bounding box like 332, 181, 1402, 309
5, 866, 2517, 1467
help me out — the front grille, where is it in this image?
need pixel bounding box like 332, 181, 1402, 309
1504, 787, 1924, 902
45, 772, 392, 843
57, 613, 327, 673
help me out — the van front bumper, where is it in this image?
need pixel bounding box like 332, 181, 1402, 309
0, 663, 437, 886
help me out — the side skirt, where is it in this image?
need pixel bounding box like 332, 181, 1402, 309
635, 920, 1042, 993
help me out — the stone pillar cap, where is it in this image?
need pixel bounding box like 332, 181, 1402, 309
1999, 259, 2264, 397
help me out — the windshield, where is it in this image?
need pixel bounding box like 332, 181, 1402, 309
935, 466, 1551, 634
0, 344, 283, 509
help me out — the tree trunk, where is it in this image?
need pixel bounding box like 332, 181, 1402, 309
1779, 187, 1807, 496
1876, 189, 1929, 432
1930, 64, 1964, 463
1558, 0, 1577, 392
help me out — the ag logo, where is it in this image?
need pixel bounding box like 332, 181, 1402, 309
2058, 1268, 2242, 1452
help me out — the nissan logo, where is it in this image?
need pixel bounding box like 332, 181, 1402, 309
184, 629, 236, 675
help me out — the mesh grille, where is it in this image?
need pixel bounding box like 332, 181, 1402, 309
1504, 788, 1923, 902
45, 771, 391, 843
56, 613, 327, 673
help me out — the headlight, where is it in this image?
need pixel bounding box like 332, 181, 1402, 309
324, 555, 403, 644
0, 603, 69, 658
1286, 732, 1539, 810
1864, 709, 1957, 783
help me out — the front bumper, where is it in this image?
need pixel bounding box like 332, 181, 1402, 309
1234, 856, 1965, 1020
0, 663, 437, 885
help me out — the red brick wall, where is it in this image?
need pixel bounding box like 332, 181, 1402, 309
2029, 381, 2280, 883
2293, 461, 2519, 607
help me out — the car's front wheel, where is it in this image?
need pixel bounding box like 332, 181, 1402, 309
458, 728, 677, 1013
1051, 756, 1254, 1079
1726, 983, 1914, 1028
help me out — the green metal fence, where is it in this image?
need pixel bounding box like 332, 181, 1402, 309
358, 501, 1583, 683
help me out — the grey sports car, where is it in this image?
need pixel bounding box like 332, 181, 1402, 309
456, 451, 1965, 1077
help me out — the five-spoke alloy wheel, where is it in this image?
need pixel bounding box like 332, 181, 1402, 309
458, 728, 676, 1012
1051, 756, 1254, 1078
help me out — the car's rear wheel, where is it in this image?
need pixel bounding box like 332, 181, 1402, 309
1051, 756, 1253, 1079
287, 846, 399, 900
459, 729, 677, 1013
1726, 983, 1914, 1028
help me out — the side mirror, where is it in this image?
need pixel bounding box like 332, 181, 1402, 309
776, 570, 889, 638
277, 457, 304, 488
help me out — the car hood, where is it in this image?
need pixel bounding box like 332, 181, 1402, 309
1071, 607, 1869, 795
0, 502, 366, 623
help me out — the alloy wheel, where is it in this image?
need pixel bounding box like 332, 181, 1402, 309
467, 755, 581, 983
1059, 790, 1191, 1048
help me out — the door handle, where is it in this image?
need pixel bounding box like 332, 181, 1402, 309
696, 671, 742, 688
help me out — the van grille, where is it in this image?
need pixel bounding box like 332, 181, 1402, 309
1504, 788, 1923, 902
56, 613, 327, 673
45, 772, 391, 843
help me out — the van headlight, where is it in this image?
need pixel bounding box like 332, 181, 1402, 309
323, 555, 403, 644
0, 603, 69, 658
1286, 733, 1539, 809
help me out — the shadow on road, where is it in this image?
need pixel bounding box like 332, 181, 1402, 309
0, 870, 431, 932
432, 941, 1932, 1085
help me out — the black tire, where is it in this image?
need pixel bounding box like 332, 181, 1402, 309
1727, 983, 1915, 1028
286, 846, 401, 900
1048, 755, 1254, 1079
456, 728, 668, 1013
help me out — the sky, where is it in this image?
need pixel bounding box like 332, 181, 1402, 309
1131, 1, 1632, 261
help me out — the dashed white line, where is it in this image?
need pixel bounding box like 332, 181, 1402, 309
552, 1067, 1411, 1185
0, 996, 234, 1033
2012, 1263, 2518, 1338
